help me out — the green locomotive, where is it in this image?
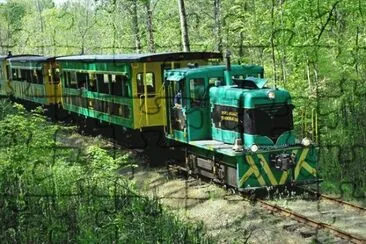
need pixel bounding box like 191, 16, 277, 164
164, 56, 318, 190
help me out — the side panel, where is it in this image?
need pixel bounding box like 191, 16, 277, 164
60, 61, 134, 128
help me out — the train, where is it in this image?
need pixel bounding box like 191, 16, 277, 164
0, 51, 319, 191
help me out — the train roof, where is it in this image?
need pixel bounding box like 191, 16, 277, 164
165, 64, 264, 81
56, 52, 222, 62
7, 55, 55, 62
0, 54, 41, 61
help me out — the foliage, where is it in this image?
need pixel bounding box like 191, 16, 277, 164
0, 100, 210, 243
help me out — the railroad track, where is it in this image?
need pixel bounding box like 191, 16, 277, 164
299, 187, 366, 212
168, 164, 366, 243
257, 198, 366, 244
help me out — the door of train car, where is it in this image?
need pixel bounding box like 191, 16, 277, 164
166, 75, 187, 141
44, 59, 62, 105
0, 56, 7, 96
131, 59, 211, 130
131, 62, 166, 129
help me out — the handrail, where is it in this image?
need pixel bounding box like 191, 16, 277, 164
143, 63, 149, 126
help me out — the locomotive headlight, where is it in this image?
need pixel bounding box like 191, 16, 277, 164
301, 137, 311, 147
267, 90, 276, 100
250, 144, 259, 152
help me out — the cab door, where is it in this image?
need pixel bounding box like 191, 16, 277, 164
186, 77, 210, 141
167, 78, 186, 133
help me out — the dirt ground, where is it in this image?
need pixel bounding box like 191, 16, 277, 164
56, 130, 351, 243
130, 167, 348, 243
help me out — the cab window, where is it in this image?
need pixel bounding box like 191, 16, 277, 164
189, 78, 206, 107
209, 77, 223, 88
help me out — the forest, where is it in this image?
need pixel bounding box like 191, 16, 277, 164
0, 0, 365, 228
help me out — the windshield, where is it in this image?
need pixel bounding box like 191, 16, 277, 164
243, 104, 294, 141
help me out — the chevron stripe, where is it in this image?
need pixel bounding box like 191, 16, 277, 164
239, 155, 266, 187
294, 148, 309, 179
279, 171, 289, 184
302, 161, 317, 177
257, 154, 278, 185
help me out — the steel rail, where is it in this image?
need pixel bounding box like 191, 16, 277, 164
257, 199, 366, 244
301, 188, 366, 212
167, 164, 366, 243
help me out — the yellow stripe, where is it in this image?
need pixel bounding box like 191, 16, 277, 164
246, 156, 266, 186
279, 171, 289, 185
257, 154, 278, 185
239, 168, 254, 186
302, 161, 317, 176
294, 148, 309, 179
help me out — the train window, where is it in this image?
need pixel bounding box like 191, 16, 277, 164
121, 76, 129, 97
32, 70, 38, 84
88, 73, 97, 92
63, 72, 70, 87
137, 72, 155, 95
104, 74, 109, 83
20, 69, 33, 83
111, 103, 130, 118
48, 69, 52, 84
70, 72, 77, 88
13, 69, 22, 82
77, 72, 88, 89
111, 75, 121, 96
189, 78, 206, 107
27, 70, 33, 83
209, 77, 223, 88
52, 68, 60, 84
111, 103, 120, 116
36, 70, 43, 84
20, 70, 27, 82
96, 74, 109, 94
111, 74, 129, 97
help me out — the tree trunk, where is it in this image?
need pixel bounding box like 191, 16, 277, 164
177, 0, 190, 52
145, 0, 155, 53
36, 0, 45, 54
131, 0, 142, 53
213, 0, 222, 52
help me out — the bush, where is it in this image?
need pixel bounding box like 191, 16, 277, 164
0, 101, 210, 243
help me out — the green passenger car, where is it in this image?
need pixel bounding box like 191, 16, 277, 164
56, 52, 221, 130
5, 55, 62, 105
